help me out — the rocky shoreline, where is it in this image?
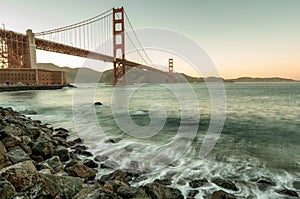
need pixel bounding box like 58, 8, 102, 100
0, 107, 299, 199
0, 84, 75, 92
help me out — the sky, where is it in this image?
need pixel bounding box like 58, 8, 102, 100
1, 0, 300, 79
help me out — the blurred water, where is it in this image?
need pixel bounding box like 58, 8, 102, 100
0, 82, 299, 198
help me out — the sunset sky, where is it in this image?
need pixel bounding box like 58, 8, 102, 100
1, 0, 300, 79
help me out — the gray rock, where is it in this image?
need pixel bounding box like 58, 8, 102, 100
212, 190, 236, 199
1, 133, 22, 149
65, 160, 96, 181
83, 159, 98, 168
99, 170, 129, 186
211, 177, 238, 191
42, 174, 84, 199
187, 190, 199, 199
0, 160, 39, 191
43, 156, 63, 172
117, 185, 149, 199
189, 178, 208, 188
257, 179, 276, 191
73, 185, 119, 199
31, 133, 55, 160
142, 182, 183, 199
154, 178, 172, 186
276, 189, 299, 197
7, 146, 31, 164
55, 145, 70, 162
0, 141, 12, 170
94, 155, 109, 162
0, 179, 16, 199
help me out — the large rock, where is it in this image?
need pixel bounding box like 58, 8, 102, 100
189, 178, 208, 188
117, 185, 149, 199
187, 190, 199, 198
3, 125, 23, 136
65, 160, 96, 181
99, 170, 129, 185
211, 178, 238, 191
0, 178, 16, 199
142, 182, 183, 199
43, 156, 63, 173
7, 146, 31, 164
73, 185, 119, 199
257, 179, 275, 191
0, 160, 39, 191
0, 141, 12, 170
276, 189, 299, 197
212, 190, 236, 199
1, 133, 22, 149
55, 145, 70, 162
31, 133, 55, 160
16, 173, 84, 199
42, 174, 84, 199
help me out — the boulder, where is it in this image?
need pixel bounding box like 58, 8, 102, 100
83, 159, 98, 168
31, 133, 55, 160
211, 178, 238, 191
117, 185, 149, 199
94, 102, 102, 106
1, 133, 22, 149
55, 145, 70, 162
94, 155, 109, 162
99, 170, 129, 186
42, 174, 84, 199
154, 178, 172, 186
141, 182, 172, 199
0, 178, 16, 199
73, 186, 119, 199
7, 146, 31, 164
0, 160, 39, 191
187, 190, 199, 199
169, 187, 184, 199
0, 141, 12, 170
17, 173, 84, 199
276, 189, 299, 197
189, 178, 208, 188
257, 179, 275, 191
3, 125, 23, 136
103, 180, 128, 192
212, 190, 236, 199
53, 131, 69, 139
43, 156, 63, 173
65, 160, 96, 181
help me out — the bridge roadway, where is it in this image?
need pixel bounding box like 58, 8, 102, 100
0, 29, 164, 74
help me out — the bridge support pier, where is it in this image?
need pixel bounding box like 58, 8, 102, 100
113, 7, 125, 84
26, 29, 37, 69
168, 58, 175, 83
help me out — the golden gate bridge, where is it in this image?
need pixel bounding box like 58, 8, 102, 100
0, 7, 174, 84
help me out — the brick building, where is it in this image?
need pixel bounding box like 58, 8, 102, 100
0, 68, 67, 85
0, 29, 67, 85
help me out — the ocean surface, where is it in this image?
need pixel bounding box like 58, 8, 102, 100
0, 82, 299, 198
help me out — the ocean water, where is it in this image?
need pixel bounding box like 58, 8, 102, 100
0, 82, 299, 198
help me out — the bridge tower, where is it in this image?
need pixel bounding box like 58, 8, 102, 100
168, 58, 175, 83
112, 7, 125, 84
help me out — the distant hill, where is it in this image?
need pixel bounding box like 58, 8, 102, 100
37, 63, 296, 83
229, 77, 295, 82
